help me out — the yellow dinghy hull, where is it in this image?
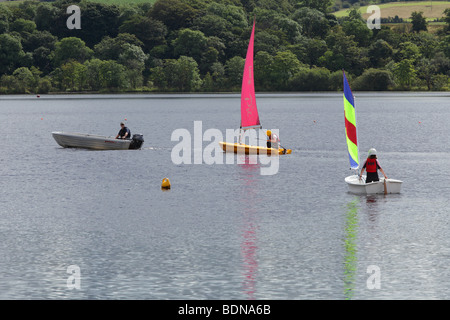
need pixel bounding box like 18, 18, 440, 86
219, 142, 292, 155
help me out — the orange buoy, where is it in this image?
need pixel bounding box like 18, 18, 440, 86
161, 178, 171, 190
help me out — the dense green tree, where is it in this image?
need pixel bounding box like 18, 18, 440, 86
410, 11, 427, 33
373, 26, 401, 47
117, 43, 148, 88
297, 0, 333, 13
431, 52, 450, 75
173, 28, 208, 63
150, 56, 202, 91
269, 51, 304, 90
254, 51, 274, 89
210, 61, 226, 83
34, 2, 59, 32
320, 26, 367, 75
0, 33, 26, 74
22, 30, 57, 53
396, 41, 421, 63
254, 31, 281, 55
60, 60, 87, 91
0, 74, 20, 93
94, 33, 144, 61
274, 16, 302, 43
444, 8, 450, 34
393, 59, 416, 88
84, 58, 103, 91
416, 58, 436, 91
224, 55, 244, 89
16, 0, 39, 21
304, 38, 328, 66
289, 67, 331, 91
368, 39, 393, 68
206, 2, 247, 30
12, 66, 35, 93
37, 77, 52, 94
342, 18, 372, 47
53, 37, 93, 67
408, 32, 440, 59
119, 15, 167, 51
292, 7, 330, 39
99, 60, 127, 90
10, 18, 36, 37
442, 35, 450, 58
328, 70, 344, 91
77, 2, 121, 48
352, 68, 394, 91
148, 0, 197, 30
0, 5, 12, 33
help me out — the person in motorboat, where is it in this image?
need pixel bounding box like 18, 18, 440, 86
266, 130, 287, 154
359, 148, 388, 183
115, 122, 131, 139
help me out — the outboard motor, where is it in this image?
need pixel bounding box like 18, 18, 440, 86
129, 134, 144, 149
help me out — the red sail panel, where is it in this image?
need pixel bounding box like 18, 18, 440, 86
240, 20, 261, 130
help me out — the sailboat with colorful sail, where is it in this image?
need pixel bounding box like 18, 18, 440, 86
343, 71, 402, 194
219, 20, 291, 155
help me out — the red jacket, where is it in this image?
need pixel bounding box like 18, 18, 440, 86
364, 158, 380, 173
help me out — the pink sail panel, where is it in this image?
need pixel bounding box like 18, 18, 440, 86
240, 20, 261, 130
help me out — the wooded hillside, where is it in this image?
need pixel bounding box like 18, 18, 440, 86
0, 0, 448, 93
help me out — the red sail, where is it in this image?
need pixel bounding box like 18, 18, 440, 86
240, 20, 261, 130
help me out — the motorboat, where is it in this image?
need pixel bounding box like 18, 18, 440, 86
52, 132, 144, 150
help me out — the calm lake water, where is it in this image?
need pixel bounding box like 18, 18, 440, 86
1, 92, 450, 300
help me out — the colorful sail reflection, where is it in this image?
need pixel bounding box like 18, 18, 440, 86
343, 71, 359, 169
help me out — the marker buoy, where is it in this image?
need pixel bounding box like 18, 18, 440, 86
161, 178, 171, 190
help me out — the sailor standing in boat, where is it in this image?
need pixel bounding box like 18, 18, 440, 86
266, 130, 287, 154
359, 148, 388, 183
115, 122, 131, 139
266, 130, 279, 148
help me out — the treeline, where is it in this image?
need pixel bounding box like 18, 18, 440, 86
0, 0, 449, 94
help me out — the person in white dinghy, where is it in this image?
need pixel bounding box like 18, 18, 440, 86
359, 148, 388, 183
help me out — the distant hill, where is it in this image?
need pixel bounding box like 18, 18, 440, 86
334, 1, 450, 20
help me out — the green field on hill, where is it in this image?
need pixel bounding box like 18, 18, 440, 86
334, 1, 450, 20
83, 0, 157, 4
1, 0, 157, 5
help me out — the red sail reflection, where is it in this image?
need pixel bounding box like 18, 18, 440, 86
238, 161, 260, 300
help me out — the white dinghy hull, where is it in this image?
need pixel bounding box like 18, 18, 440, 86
52, 132, 143, 150
345, 175, 402, 195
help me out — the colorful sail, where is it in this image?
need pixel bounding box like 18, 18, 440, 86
343, 71, 359, 169
240, 20, 261, 130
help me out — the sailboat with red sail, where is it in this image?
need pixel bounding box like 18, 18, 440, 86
219, 20, 291, 155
